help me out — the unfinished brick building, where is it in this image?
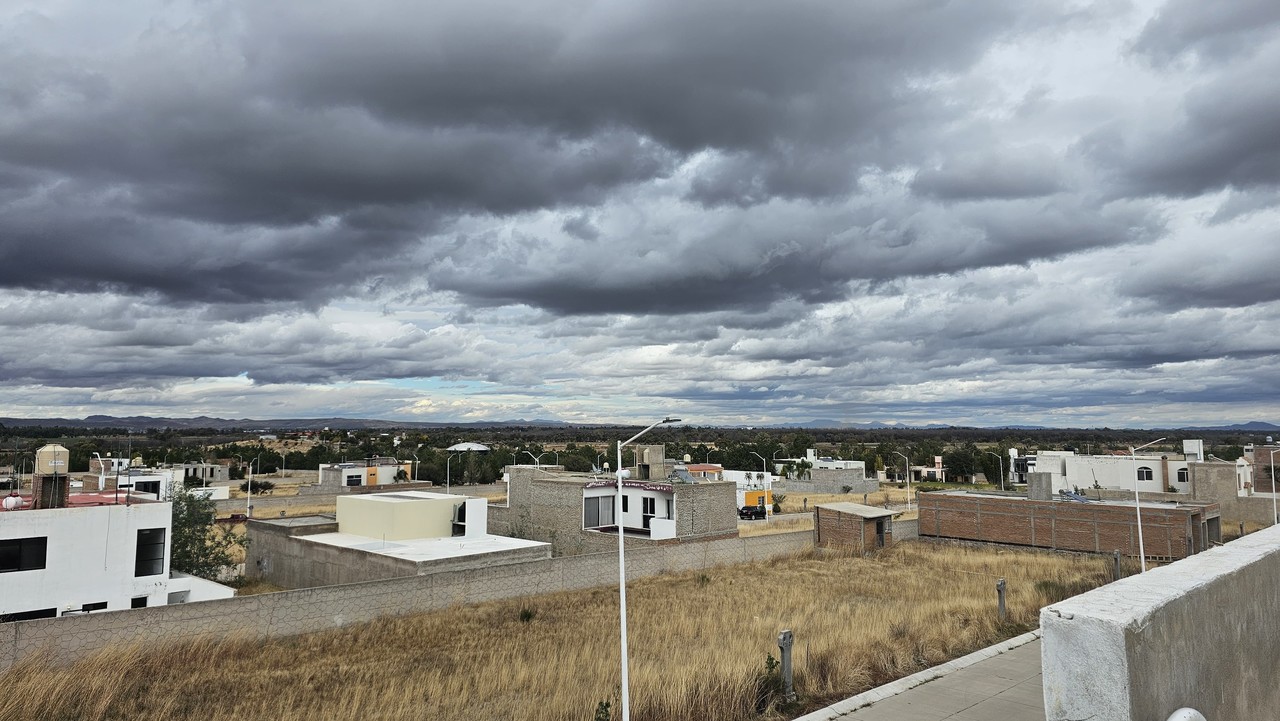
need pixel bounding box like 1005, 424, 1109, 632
812, 502, 895, 553
917, 490, 1221, 561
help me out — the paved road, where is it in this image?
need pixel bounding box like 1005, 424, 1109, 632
796, 633, 1044, 721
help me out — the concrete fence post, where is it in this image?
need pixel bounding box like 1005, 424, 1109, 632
777, 629, 796, 703
996, 578, 1007, 621
1113, 549, 1122, 581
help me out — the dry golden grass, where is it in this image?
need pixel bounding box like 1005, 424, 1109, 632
233, 579, 286, 596
0, 541, 1113, 721
778, 488, 910, 513
738, 515, 814, 537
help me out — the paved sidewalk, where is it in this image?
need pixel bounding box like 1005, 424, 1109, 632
795, 632, 1045, 721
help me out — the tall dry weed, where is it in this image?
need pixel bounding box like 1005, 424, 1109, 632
0, 541, 1112, 721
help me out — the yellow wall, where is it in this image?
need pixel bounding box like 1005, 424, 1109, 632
337, 495, 458, 540
744, 490, 774, 507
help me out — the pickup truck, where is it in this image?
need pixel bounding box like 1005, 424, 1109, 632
738, 505, 767, 520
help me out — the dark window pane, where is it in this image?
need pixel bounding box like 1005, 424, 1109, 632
134, 528, 166, 577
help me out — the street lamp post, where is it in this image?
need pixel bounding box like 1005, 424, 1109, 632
279, 451, 286, 479
616, 416, 681, 721
410, 451, 420, 482
447, 453, 459, 494
893, 451, 912, 512
1130, 437, 1166, 573
91, 452, 106, 492
1270, 448, 1279, 526
749, 451, 770, 518
247, 454, 261, 518
705, 449, 718, 464
985, 451, 1005, 491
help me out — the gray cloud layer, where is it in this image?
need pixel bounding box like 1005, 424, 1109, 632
0, 0, 1277, 426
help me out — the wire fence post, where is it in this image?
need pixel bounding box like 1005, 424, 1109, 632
777, 629, 796, 703
996, 578, 1007, 621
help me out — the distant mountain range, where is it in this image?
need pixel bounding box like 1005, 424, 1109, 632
0, 415, 571, 432
0, 415, 1275, 433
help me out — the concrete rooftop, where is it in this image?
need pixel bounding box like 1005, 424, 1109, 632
301, 531, 548, 562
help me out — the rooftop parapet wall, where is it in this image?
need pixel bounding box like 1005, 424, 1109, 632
1041, 524, 1280, 721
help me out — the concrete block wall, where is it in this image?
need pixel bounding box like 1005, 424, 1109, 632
245, 520, 413, 588
1042, 524, 1280, 720
917, 493, 1213, 560
1190, 461, 1277, 527
894, 518, 918, 542
675, 481, 737, 537
0, 530, 812, 670
494, 469, 738, 555
779, 469, 876, 496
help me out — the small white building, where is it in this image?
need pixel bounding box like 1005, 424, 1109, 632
318, 457, 412, 487
1012, 440, 1207, 495
1, 489, 234, 622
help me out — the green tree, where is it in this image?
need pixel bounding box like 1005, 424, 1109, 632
239, 479, 275, 494
168, 483, 243, 580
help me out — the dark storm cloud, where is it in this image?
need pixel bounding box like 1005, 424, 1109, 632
1132, 0, 1280, 65
429, 194, 1162, 317
0, 0, 1070, 315
1086, 54, 1280, 198
1092, 8, 1280, 200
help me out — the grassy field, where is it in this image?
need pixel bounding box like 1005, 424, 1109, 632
1, 541, 1117, 721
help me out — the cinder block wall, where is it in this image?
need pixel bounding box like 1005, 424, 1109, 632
1042, 524, 1280, 720
0, 530, 812, 670
782, 468, 876, 495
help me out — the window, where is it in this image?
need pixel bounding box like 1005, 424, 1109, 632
0, 607, 57, 623
1177, 468, 1189, 484
642, 497, 656, 516
134, 528, 166, 577
583, 496, 615, 529
78, 601, 107, 613
622, 495, 629, 513
0, 537, 47, 573
1136, 466, 1154, 482
666, 499, 673, 519
131, 597, 148, 609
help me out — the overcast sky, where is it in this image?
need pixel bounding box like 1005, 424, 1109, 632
1, 0, 1277, 428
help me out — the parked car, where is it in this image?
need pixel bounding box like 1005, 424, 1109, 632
738, 505, 767, 520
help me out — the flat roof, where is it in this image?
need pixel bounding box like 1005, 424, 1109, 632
346, 490, 471, 504
301, 532, 548, 562
925, 489, 1210, 510
252, 515, 335, 528
2, 491, 162, 510
814, 502, 896, 519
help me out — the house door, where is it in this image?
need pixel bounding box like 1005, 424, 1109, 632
875, 519, 885, 548
642, 497, 656, 529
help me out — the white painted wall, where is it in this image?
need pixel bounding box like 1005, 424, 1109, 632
1025, 452, 1192, 494
2, 502, 174, 617
191, 485, 230, 501
619, 488, 673, 530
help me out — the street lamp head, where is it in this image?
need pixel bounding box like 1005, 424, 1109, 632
661, 417, 681, 424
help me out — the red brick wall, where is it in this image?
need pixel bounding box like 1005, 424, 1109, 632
917, 493, 1215, 560
814, 507, 891, 552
